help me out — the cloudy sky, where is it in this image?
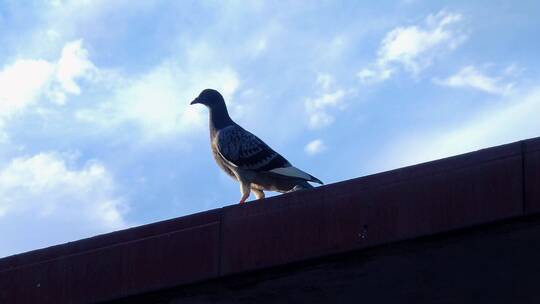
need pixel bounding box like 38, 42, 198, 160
1, 0, 539, 257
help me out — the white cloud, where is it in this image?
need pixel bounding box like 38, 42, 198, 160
305, 139, 326, 155
375, 86, 540, 171
316, 34, 350, 64
0, 152, 128, 257
0, 39, 96, 117
0, 59, 55, 117
434, 65, 514, 95
316, 73, 335, 91
0, 40, 96, 144
357, 67, 393, 84
379, 11, 464, 71
305, 90, 346, 129
52, 39, 96, 103
76, 61, 240, 139
359, 10, 466, 83
502, 64, 526, 77
246, 36, 268, 58
305, 73, 348, 129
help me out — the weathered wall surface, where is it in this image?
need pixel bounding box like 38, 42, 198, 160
111, 215, 540, 304
1, 137, 539, 303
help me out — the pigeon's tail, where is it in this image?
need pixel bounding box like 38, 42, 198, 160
308, 175, 323, 185
269, 166, 323, 185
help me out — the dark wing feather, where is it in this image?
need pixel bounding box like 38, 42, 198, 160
216, 125, 290, 171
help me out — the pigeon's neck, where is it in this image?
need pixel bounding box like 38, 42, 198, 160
209, 104, 234, 131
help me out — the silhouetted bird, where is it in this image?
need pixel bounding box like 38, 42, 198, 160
191, 89, 323, 204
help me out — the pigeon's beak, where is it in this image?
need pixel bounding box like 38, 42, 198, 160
190, 97, 201, 105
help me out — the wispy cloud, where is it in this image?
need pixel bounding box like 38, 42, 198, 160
434, 65, 515, 95
357, 67, 393, 84
376, 86, 540, 171
305, 73, 349, 129
359, 10, 466, 84
76, 60, 239, 140
305, 139, 326, 156
0, 152, 128, 256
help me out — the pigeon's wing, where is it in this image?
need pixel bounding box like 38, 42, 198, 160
216, 125, 322, 184
216, 125, 289, 171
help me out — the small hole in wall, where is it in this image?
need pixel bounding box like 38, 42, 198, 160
358, 225, 368, 240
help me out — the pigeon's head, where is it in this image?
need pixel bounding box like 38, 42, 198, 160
190, 89, 225, 109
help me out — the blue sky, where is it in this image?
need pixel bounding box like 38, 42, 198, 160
1, 0, 539, 257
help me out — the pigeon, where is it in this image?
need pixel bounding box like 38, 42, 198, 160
191, 88, 323, 204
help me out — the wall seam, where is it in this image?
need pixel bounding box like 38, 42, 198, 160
521, 140, 527, 215
217, 207, 224, 277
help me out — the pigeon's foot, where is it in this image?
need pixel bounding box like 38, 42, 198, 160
287, 181, 314, 193
238, 192, 249, 204
239, 182, 251, 204
287, 186, 302, 193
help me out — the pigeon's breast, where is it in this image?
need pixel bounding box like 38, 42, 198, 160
211, 139, 236, 179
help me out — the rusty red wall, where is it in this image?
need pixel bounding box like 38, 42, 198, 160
1, 137, 539, 303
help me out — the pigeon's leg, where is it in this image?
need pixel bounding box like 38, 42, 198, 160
252, 189, 265, 200
239, 182, 251, 204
